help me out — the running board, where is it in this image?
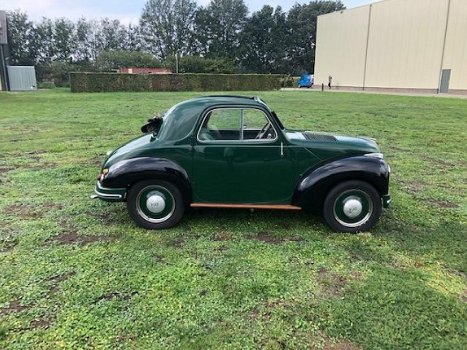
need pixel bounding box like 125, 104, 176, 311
190, 203, 302, 210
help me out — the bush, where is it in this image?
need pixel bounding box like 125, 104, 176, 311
96, 50, 162, 71
37, 61, 95, 87
38, 81, 56, 89
70, 73, 284, 92
164, 55, 237, 74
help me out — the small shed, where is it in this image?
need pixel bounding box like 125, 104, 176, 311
7, 66, 37, 91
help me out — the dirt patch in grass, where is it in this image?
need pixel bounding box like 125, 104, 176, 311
4, 204, 44, 219
249, 231, 284, 244
461, 290, 467, 303
252, 231, 283, 244
400, 180, 425, 195
0, 300, 30, 315
29, 318, 51, 330
426, 198, 459, 209
0, 235, 18, 253
4, 202, 62, 219
322, 334, 361, 350
95, 291, 137, 303
48, 231, 114, 246
248, 231, 304, 245
0, 166, 14, 174
421, 155, 456, 170
46, 271, 76, 295
317, 267, 348, 297
167, 236, 185, 248
213, 231, 232, 241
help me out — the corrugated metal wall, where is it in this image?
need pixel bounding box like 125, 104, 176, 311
7, 66, 37, 91
314, 0, 467, 94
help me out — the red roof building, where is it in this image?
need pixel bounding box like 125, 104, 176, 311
118, 67, 172, 74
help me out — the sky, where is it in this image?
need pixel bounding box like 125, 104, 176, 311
0, 0, 380, 25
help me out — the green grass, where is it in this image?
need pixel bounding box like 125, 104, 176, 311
0, 89, 466, 349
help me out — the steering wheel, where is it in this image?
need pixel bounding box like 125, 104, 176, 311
255, 122, 272, 139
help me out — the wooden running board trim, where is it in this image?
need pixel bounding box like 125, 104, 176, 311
190, 203, 302, 210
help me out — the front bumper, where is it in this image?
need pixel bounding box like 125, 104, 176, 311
382, 194, 391, 208
91, 181, 126, 202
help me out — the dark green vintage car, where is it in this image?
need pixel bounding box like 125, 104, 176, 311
92, 96, 390, 232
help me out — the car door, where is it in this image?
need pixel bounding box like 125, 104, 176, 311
192, 107, 297, 204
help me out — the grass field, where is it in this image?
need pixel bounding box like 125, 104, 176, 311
0, 89, 466, 349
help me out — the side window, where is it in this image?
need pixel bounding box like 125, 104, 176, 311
198, 108, 277, 142
206, 109, 241, 131
199, 109, 241, 141
243, 109, 277, 140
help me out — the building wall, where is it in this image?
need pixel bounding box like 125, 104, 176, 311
442, 0, 467, 92
314, 0, 467, 94
315, 6, 370, 88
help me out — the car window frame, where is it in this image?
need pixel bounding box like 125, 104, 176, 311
196, 106, 279, 144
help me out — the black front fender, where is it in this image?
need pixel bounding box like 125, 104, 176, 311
292, 156, 390, 210
101, 157, 192, 203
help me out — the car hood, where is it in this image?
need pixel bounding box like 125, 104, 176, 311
286, 130, 380, 158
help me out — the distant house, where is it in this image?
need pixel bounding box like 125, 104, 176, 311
118, 67, 172, 74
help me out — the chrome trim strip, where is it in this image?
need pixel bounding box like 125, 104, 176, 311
93, 182, 125, 200
94, 188, 123, 200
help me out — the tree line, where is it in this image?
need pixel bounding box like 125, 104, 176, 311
6, 0, 344, 84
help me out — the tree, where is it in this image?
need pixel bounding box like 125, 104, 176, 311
34, 18, 55, 64
5, 10, 37, 65
140, 0, 198, 59
74, 17, 92, 62
53, 18, 75, 62
196, 0, 248, 59
95, 50, 162, 71
287, 0, 345, 74
240, 6, 289, 73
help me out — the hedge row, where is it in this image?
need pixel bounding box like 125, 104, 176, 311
70, 72, 284, 92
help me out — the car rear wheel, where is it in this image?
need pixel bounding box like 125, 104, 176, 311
127, 180, 184, 229
323, 180, 382, 233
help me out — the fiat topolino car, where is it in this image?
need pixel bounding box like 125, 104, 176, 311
92, 96, 390, 233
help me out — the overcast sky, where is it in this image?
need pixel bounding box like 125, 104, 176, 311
0, 0, 379, 25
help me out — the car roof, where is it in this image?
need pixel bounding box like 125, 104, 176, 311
156, 95, 272, 141
188, 95, 271, 109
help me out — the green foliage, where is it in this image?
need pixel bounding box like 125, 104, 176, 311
140, 0, 198, 58
6, 2, 343, 80
5, 10, 36, 65
37, 61, 94, 87
70, 73, 283, 92
195, 0, 248, 58
0, 90, 466, 349
240, 5, 290, 73
165, 55, 237, 73
280, 76, 298, 88
37, 81, 56, 89
287, 0, 345, 74
96, 50, 162, 71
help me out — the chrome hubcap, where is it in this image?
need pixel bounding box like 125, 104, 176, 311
333, 189, 373, 228
343, 198, 363, 219
146, 193, 166, 214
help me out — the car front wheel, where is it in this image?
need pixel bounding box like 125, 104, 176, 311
323, 180, 382, 233
127, 180, 184, 229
